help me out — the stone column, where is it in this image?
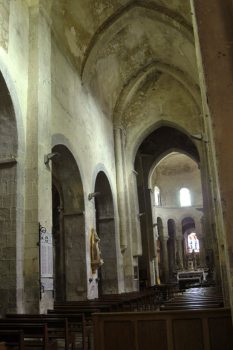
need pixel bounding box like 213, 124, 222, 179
24, 3, 52, 313
114, 126, 138, 291
196, 234, 206, 267
135, 153, 157, 286
114, 127, 128, 252
176, 236, 184, 269
191, 0, 232, 308
161, 236, 169, 283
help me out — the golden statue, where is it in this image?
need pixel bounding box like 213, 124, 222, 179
90, 229, 104, 273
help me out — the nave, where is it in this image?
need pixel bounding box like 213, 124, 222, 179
0, 285, 232, 350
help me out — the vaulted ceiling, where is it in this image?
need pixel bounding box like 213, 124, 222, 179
50, 1, 198, 117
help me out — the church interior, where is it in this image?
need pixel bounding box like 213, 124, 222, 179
0, 0, 233, 349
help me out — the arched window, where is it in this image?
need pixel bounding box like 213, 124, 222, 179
154, 186, 161, 206
188, 232, 200, 252
180, 188, 191, 207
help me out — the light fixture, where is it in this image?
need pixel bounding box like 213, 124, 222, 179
137, 213, 145, 220
190, 133, 207, 142
44, 152, 60, 165
153, 223, 158, 227
88, 192, 100, 200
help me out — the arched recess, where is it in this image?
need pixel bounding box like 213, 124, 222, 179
134, 125, 200, 285
52, 144, 86, 301
94, 171, 118, 295
0, 68, 25, 316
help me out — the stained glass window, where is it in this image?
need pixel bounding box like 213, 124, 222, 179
188, 232, 200, 252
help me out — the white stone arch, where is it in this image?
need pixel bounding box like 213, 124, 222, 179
92, 165, 120, 295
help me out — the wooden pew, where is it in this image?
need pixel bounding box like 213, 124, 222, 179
1, 318, 74, 350
0, 330, 25, 350
0, 323, 57, 350
93, 308, 233, 350
0, 343, 6, 350
53, 305, 112, 313
54, 301, 122, 312
47, 309, 100, 323
6, 314, 92, 350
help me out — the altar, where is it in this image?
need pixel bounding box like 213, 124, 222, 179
175, 269, 208, 289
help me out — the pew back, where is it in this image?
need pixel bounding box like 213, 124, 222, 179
93, 308, 233, 350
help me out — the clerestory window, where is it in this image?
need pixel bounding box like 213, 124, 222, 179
180, 187, 191, 207
154, 186, 161, 206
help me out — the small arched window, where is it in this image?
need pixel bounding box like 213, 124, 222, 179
188, 232, 200, 252
180, 188, 191, 207
154, 186, 161, 206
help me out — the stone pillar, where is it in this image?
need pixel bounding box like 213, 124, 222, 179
114, 126, 139, 291
196, 234, 206, 267
24, 3, 52, 313
114, 127, 128, 252
191, 0, 233, 309
136, 153, 157, 286
161, 236, 169, 283
176, 236, 184, 269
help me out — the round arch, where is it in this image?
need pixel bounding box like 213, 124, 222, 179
148, 148, 199, 189
0, 60, 25, 316
94, 171, 119, 295
51, 143, 86, 301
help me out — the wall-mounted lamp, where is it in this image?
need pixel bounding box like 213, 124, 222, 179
96, 278, 100, 283
44, 152, 61, 165
89, 277, 93, 283
88, 192, 100, 200
137, 213, 145, 220
153, 223, 158, 227
190, 133, 208, 143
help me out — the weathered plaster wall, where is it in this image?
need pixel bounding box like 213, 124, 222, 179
0, 0, 29, 129
51, 37, 124, 298
0, 0, 28, 315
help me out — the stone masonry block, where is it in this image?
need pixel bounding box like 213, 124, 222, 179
0, 180, 6, 194
2, 247, 16, 260
0, 207, 10, 220
7, 181, 16, 195
0, 233, 6, 247
6, 233, 16, 247
3, 194, 17, 208
0, 260, 10, 274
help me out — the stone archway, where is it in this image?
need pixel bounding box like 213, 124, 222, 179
94, 171, 118, 295
0, 70, 25, 316
52, 144, 86, 301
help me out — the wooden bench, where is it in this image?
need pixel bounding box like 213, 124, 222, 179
0, 330, 25, 350
47, 309, 100, 323
0, 343, 6, 350
93, 308, 233, 350
6, 314, 92, 350
0, 323, 57, 350
52, 305, 112, 312
1, 318, 74, 350
54, 301, 122, 312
